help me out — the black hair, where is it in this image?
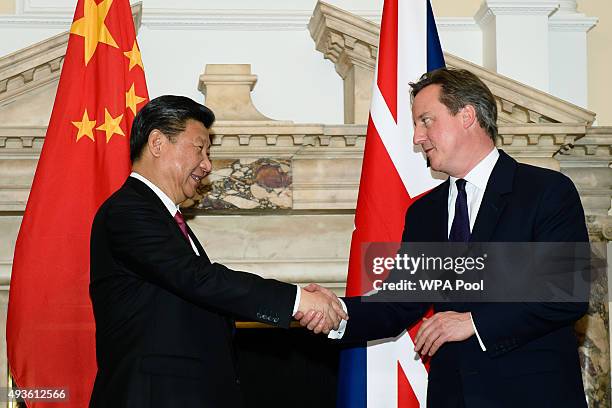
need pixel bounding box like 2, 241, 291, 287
130, 95, 215, 163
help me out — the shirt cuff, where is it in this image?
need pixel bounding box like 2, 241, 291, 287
328, 298, 348, 340
292, 285, 301, 316
470, 312, 487, 351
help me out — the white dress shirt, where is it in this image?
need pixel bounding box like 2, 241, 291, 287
131, 172, 201, 255
130, 172, 301, 315
329, 149, 499, 347
448, 148, 499, 351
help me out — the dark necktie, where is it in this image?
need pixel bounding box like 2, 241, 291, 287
174, 211, 190, 241
449, 179, 470, 242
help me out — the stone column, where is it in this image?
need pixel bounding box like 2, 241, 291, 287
557, 127, 612, 407
476, 0, 558, 92
548, 0, 597, 107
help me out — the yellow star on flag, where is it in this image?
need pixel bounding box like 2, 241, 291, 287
96, 108, 125, 143
70, 0, 119, 65
123, 41, 144, 71
125, 83, 147, 115
72, 109, 97, 142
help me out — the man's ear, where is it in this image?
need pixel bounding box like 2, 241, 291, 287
147, 130, 164, 158
461, 105, 477, 130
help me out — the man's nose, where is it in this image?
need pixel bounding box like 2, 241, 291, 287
413, 126, 426, 145
200, 156, 212, 173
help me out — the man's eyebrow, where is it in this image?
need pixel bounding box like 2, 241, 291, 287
415, 111, 431, 121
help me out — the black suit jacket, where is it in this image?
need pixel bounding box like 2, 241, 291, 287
342, 151, 588, 407
89, 177, 296, 408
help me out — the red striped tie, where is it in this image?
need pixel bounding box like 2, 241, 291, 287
174, 211, 189, 241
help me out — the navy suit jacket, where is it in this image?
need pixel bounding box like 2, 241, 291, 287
342, 150, 588, 408
89, 177, 296, 408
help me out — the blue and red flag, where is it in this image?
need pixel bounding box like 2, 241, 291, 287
338, 0, 445, 407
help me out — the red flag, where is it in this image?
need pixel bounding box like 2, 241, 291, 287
7, 0, 148, 406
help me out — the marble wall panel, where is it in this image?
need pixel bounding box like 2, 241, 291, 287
183, 213, 353, 294
190, 158, 292, 210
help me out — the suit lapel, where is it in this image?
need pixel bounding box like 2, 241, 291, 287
470, 150, 516, 242
429, 180, 450, 242
126, 177, 197, 246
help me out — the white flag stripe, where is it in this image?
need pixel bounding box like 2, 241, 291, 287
395, 332, 429, 406
369, 0, 441, 198
396, 0, 427, 132
370, 85, 437, 198
366, 331, 429, 407
366, 1, 444, 406
367, 337, 398, 407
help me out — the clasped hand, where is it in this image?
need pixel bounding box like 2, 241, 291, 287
294, 283, 348, 334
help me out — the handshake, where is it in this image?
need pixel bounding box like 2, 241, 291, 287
294, 284, 348, 334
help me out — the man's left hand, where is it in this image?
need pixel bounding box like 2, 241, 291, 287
414, 311, 474, 357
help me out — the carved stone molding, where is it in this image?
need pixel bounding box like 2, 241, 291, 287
496, 123, 586, 170
557, 127, 612, 242
475, 1, 558, 27
198, 64, 285, 123
308, 1, 378, 124
446, 54, 596, 125
548, 16, 598, 33
0, 126, 46, 154
0, 3, 142, 108
308, 0, 596, 127
0, 32, 65, 106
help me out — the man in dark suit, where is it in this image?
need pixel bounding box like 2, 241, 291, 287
298, 69, 588, 407
89, 95, 347, 408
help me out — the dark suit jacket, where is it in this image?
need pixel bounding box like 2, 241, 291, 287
342, 150, 588, 408
89, 177, 296, 408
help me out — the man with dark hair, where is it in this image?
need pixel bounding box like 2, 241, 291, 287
89, 95, 347, 408
299, 68, 588, 407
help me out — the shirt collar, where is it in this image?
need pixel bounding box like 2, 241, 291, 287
449, 148, 499, 190
130, 171, 180, 216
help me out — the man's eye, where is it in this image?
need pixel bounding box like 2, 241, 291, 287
422, 117, 432, 126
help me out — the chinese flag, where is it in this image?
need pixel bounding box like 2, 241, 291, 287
7, 0, 148, 406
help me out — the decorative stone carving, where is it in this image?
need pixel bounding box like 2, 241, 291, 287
182, 122, 365, 211
574, 240, 611, 407
557, 131, 612, 408
446, 54, 595, 125
557, 127, 612, 241
198, 64, 286, 123
496, 123, 586, 170
308, 0, 596, 126
308, 1, 378, 124
0, 126, 45, 211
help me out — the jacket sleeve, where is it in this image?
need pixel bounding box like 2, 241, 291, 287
339, 297, 430, 344
104, 201, 296, 328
